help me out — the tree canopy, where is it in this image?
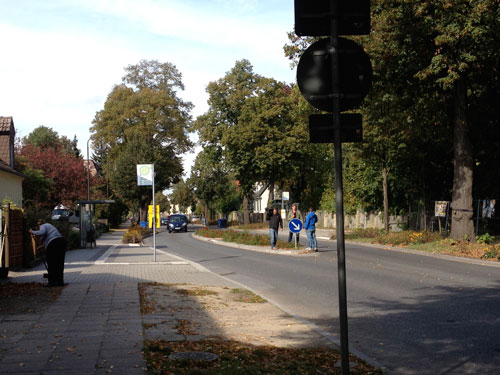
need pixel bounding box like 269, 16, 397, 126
90, 60, 193, 218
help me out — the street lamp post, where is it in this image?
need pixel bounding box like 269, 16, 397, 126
87, 138, 91, 201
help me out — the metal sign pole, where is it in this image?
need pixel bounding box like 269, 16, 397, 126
152, 165, 156, 263
330, 0, 349, 374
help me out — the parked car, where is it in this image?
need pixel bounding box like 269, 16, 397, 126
51, 207, 69, 221
160, 217, 168, 226
168, 214, 188, 233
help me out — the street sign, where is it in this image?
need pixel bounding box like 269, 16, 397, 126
288, 218, 303, 234
282, 191, 290, 201
137, 164, 153, 186
309, 113, 362, 143
294, 0, 370, 36
297, 37, 372, 112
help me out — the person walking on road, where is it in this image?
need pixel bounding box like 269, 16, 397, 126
287, 203, 303, 244
29, 219, 67, 287
304, 207, 318, 251
268, 207, 283, 250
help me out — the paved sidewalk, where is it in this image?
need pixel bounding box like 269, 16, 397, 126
1, 228, 239, 374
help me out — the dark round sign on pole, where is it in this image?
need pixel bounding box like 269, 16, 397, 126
297, 37, 373, 112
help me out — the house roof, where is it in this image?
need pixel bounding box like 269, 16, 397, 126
0, 116, 14, 133
0, 159, 25, 179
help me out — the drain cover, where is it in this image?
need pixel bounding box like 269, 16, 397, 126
168, 352, 218, 361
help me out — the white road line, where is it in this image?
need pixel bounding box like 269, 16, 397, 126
95, 244, 119, 264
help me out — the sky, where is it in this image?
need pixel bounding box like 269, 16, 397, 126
0, 0, 297, 176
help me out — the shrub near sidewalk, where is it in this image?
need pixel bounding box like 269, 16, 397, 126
333, 229, 500, 261
196, 228, 298, 249
122, 223, 152, 244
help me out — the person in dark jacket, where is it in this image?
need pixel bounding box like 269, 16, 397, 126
268, 208, 283, 249
30, 219, 66, 287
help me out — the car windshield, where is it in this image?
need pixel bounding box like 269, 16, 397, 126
53, 209, 68, 216
170, 216, 186, 223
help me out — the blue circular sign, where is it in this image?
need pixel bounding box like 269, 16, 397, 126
288, 218, 303, 233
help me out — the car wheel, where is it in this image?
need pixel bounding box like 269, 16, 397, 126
184, 227, 188, 232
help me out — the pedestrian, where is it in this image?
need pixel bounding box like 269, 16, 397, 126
29, 219, 67, 287
304, 207, 318, 251
286, 203, 304, 243
268, 207, 283, 250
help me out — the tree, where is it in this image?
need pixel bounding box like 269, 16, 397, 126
91, 60, 193, 219
170, 179, 195, 213
23, 125, 80, 158
365, 0, 500, 239
17, 144, 88, 208
155, 191, 170, 214
285, 1, 500, 238
195, 60, 317, 223
188, 146, 241, 219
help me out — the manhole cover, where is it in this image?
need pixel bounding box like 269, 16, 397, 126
168, 351, 218, 361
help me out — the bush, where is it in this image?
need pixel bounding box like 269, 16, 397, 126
122, 224, 152, 243
347, 228, 383, 239
476, 233, 494, 244
374, 230, 442, 245
196, 229, 297, 249
68, 230, 81, 250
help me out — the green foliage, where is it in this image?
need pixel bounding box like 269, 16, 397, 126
476, 233, 494, 244
94, 197, 128, 228
195, 228, 298, 249
91, 60, 193, 216
22, 125, 80, 158
169, 179, 195, 213
67, 230, 80, 250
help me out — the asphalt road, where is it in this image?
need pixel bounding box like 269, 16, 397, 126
154, 226, 500, 375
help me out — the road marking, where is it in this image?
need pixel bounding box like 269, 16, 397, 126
95, 244, 119, 264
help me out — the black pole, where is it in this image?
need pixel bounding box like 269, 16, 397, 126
330, 0, 349, 373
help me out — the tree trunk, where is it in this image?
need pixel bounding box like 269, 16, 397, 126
243, 195, 250, 225
449, 79, 475, 241
382, 166, 389, 232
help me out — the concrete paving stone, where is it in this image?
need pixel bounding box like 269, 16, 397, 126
13, 339, 59, 351
1, 315, 39, 322
41, 370, 88, 375
66, 324, 106, 333
45, 355, 97, 371
101, 340, 143, 352
59, 334, 104, 344
51, 347, 100, 359
1, 362, 45, 373
98, 352, 145, 367
94, 366, 146, 375
99, 347, 143, 358
2, 351, 52, 364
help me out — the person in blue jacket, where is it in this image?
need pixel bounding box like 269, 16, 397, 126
30, 219, 66, 287
304, 207, 318, 251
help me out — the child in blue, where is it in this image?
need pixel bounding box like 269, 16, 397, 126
304, 207, 318, 251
